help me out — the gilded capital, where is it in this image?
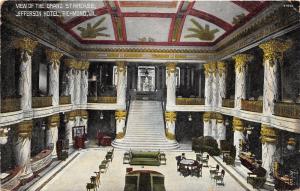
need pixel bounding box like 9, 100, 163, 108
261, 124, 277, 144
116, 61, 126, 75
215, 113, 223, 123
116, 132, 125, 139
233, 54, 253, 73
17, 120, 33, 138
67, 111, 76, 121
48, 114, 60, 128
217, 61, 226, 77
166, 130, 175, 140
203, 112, 211, 122
80, 110, 88, 119
46, 50, 63, 70
80, 61, 90, 70
165, 111, 176, 123
166, 62, 177, 76
64, 59, 77, 69
115, 110, 127, 121
232, 117, 244, 131
259, 39, 292, 64
14, 37, 38, 55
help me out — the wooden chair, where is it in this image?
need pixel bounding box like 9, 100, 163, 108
201, 155, 209, 167
191, 163, 202, 177
90, 171, 100, 188
209, 164, 220, 179
86, 182, 97, 191
123, 152, 131, 164
159, 153, 166, 165
214, 170, 225, 185
99, 160, 109, 173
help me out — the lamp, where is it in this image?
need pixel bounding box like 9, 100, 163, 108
188, 113, 192, 121
287, 138, 296, 151
0, 128, 10, 145
100, 112, 104, 120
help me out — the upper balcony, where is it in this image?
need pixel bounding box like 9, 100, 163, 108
241, 100, 263, 113
32, 96, 52, 108
59, 96, 71, 105
176, 97, 204, 105
1, 97, 21, 113
88, 96, 117, 104
274, 102, 300, 119
222, 99, 234, 108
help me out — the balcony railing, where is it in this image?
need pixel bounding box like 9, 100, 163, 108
88, 96, 117, 103
274, 102, 300, 119
32, 96, 52, 108
241, 100, 263, 113
59, 96, 71, 105
176, 97, 204, 105
1, 97, 21, 113
222, 99, 234, 108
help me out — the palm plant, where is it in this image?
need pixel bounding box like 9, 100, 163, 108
185, 18, 219, 41
77, 17, 110, 39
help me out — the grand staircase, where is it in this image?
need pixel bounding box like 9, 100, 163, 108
112, 100, 179, 150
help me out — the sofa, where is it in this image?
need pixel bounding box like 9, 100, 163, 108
128, 151, 161, 166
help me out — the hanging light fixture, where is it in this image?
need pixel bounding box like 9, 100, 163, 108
100, 112, 104, 120
188, 113, 192, 121
287, 138, 296, 151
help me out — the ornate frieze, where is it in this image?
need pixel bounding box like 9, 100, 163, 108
165, 111, 176, 123
46, 50, 64, 69
232, 117, 244, 131
17, 120, 33, 138
261, 124, 277, 144
115, 110, 127, 121
166, 62, 177, 76
233, 54, 253, 73
48, 114, 60, 128
14, 37, 38, 56
259, 39, 292, 64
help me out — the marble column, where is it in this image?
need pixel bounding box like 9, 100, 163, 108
217, 62, 227, 108
261, 124, 278, 188
64, 59, 76, 105
46, 50, 64, 107
80, 61, 90, 106
66, 111, 76, 145
203, 63, 213, 106
47, 114, 60, 157
232, 117, 245, 164
74, 67, 81, 106
211, 113, 218, 140
80, 110, 88, 134
203, 112, 212, 136
115, 110, 126, 139
211, 63, 219, 108
233, 54, 253, 110
14, 120, 33, 179
216, 113, 226, 147
259, 40, 292, 116
15, 37, 38, 111
116, 62, 127, 109
166, 63, 176, 107
165, 111, 176, 142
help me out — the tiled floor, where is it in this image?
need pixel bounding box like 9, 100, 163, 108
36, 148, 247, 191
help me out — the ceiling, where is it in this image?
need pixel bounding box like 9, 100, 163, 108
55, 1, 269, 47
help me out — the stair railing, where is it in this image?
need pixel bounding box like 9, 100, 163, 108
161, 99, 167, 136
124, 98, 131, 135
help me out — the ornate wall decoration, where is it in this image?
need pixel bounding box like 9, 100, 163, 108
185, 18, 219, 41
165, 111, 176, 123
259, 39, 292, 65
261, 124, 277, 144
115, 110, 127, 122
77, 17, 110, 39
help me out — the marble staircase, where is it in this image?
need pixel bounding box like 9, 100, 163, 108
112, 100, 179, 150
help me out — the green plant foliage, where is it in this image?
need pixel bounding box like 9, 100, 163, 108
77, 17, 110, 39
185, 19, 219, 41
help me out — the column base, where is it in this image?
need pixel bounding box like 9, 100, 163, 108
235, 158, 242, 166
264, 178, 275, 190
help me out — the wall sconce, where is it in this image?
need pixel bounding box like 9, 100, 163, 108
287, 138, 296, 151
100, 112, 104, 120
188, 113, 192, 122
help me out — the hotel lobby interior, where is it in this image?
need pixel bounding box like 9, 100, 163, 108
0, 1, 300, 191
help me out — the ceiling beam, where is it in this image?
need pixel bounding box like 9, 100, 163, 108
231, 1, 262, 12
189, 9, 232, 31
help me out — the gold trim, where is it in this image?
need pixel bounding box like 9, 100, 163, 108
115, 110, 126, 121
166, 131, 175, 140
287, 138, 296, 146
64, 59, 77, 69
233, 54, 253, 73
232, 117, 244, 131
203, 112, 211, 122
261, 124, 277, 144
165, 111, 176, 123
166, 62, 177, 76
116, 132, 125, 139
14, 37, 38, 55
48, 114, 60, 128
116, 61, 126, 75
46, 50, 63, 63
217, 61, 226, 77
215, 113, 223, 123
259, 39, 292, 64
67, 111, 76, 121
17, 120, 33, 138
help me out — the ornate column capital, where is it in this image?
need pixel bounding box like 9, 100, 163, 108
17, 120, 33, 138
215, 113, 224, 123
165, 111, 176, 123
232, 117, 244, 131
166, 62, 177, 76
203, 112, 211, 122
217, 61, 226, 77
259, 39, 292, 62
14, 37, 38, 55
80, 110, 88, 119
67, 111, 76, 121
64, 59, 77, 69
261, 124, 277, 144
80, 61, 90, 71
233, 54, 253, 73
203, 62, 217, 76
115, 110, 127, 121
116, 61, 126, 75
48, 114, 60, 128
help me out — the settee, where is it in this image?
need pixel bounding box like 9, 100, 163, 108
126, 151, 161, 166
